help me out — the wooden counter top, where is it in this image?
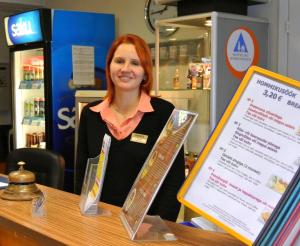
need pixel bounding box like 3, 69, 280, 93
0, 185, 245, 246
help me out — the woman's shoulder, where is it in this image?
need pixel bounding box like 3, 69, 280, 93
81, 100, 103, 116
87, 100, 102, 107
150, 96, 175, 111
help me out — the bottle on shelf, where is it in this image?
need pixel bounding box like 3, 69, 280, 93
184, 152, 190, 177
39, 98, 45, 117
187, 63, 198, 89
37, 59, 44, 81
24, 100, 30, 117
23, 66, 29, 81
29, 67, 35, 81
187, 62, 204, 90
185, 151, 198, 173
31, 133, 38, 148
37, 132, 45, 147
203, 63, 211, 89
34, 98, 40, 117
173, 68, 180, 89
191, 77, 197, 90
26, 131, 45, 148
34, 66, 40, 80
197, 64, 204, 90
40, 64, 44, 81
29, 100, 35, 117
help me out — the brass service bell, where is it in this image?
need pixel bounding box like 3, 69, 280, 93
1, 161, 41, 201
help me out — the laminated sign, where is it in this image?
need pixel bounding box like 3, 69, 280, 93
120, 109, 198, 241
178, 66, 300, 245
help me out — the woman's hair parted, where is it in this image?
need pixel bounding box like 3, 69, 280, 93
105, 34, 153, 102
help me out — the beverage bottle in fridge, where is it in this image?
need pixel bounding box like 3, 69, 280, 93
31, 133, 38, 148
173, 68, 180, 89
39, 98, 45, 117
29, 100, 35, 117
26, 133, 32, 147
24, 100, 30, 117
40, 61, 44, 80
34, 98, 40, 117
23, 67, 27, 81
36, 66, 41, 80
33, 67, 37, 80
29, 67, 35, 81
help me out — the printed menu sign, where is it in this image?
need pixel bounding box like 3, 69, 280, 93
72, 45, 95, 86
120, 109, 197, 240
178, 66, 300, 245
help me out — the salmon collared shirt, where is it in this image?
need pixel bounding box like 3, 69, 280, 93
89, 91, 154, 140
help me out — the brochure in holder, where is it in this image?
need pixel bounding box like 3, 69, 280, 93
120, 109, 198, 241
177, 66, 300, 245
79, 134, 111, 216
31, 191, 46, 217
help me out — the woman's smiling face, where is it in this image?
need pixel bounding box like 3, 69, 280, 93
110, 43, 145, 93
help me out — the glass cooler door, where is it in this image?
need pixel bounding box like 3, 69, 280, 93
155, 12, 268, 221
12, 48, 46, 149
155, 13, 212, 174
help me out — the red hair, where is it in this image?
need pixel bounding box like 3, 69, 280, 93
105, 34, 153, 102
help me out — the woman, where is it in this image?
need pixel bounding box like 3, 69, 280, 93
75, 34, 185, 222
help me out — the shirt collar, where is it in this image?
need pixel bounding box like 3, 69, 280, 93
89, 91, 154, 113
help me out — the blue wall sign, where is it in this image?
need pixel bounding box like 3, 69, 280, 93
4, 10, 43, 46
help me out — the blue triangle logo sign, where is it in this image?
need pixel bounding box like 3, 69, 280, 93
233, 33, 248, 53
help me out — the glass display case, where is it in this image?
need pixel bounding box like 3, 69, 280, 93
154, 12, 269, 174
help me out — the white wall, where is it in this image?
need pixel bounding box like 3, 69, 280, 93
45, 0, 282, 72
0, 12, 10, 63
248, 0, 279, 72
0, 0, 44, 4
45, 0, 156, 44
278, 0, 300, 81
0, 12, 11, 124
0, 1, 285, 71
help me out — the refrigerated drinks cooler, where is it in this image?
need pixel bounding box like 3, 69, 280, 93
154, 12, 268, 177
4, 9, 115, 191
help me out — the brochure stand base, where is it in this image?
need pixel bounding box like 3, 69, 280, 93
133, 215, 177, 241
98, 207, 112, 216
79, 193, 111, 216
80, 204, 111, 217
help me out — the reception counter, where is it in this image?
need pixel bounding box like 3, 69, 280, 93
0, 185, 244, 245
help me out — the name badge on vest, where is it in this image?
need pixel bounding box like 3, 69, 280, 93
130, 133, 148, 144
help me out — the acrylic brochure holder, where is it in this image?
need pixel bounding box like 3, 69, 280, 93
120, 109, 198, 241
79, 134, 111, 216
